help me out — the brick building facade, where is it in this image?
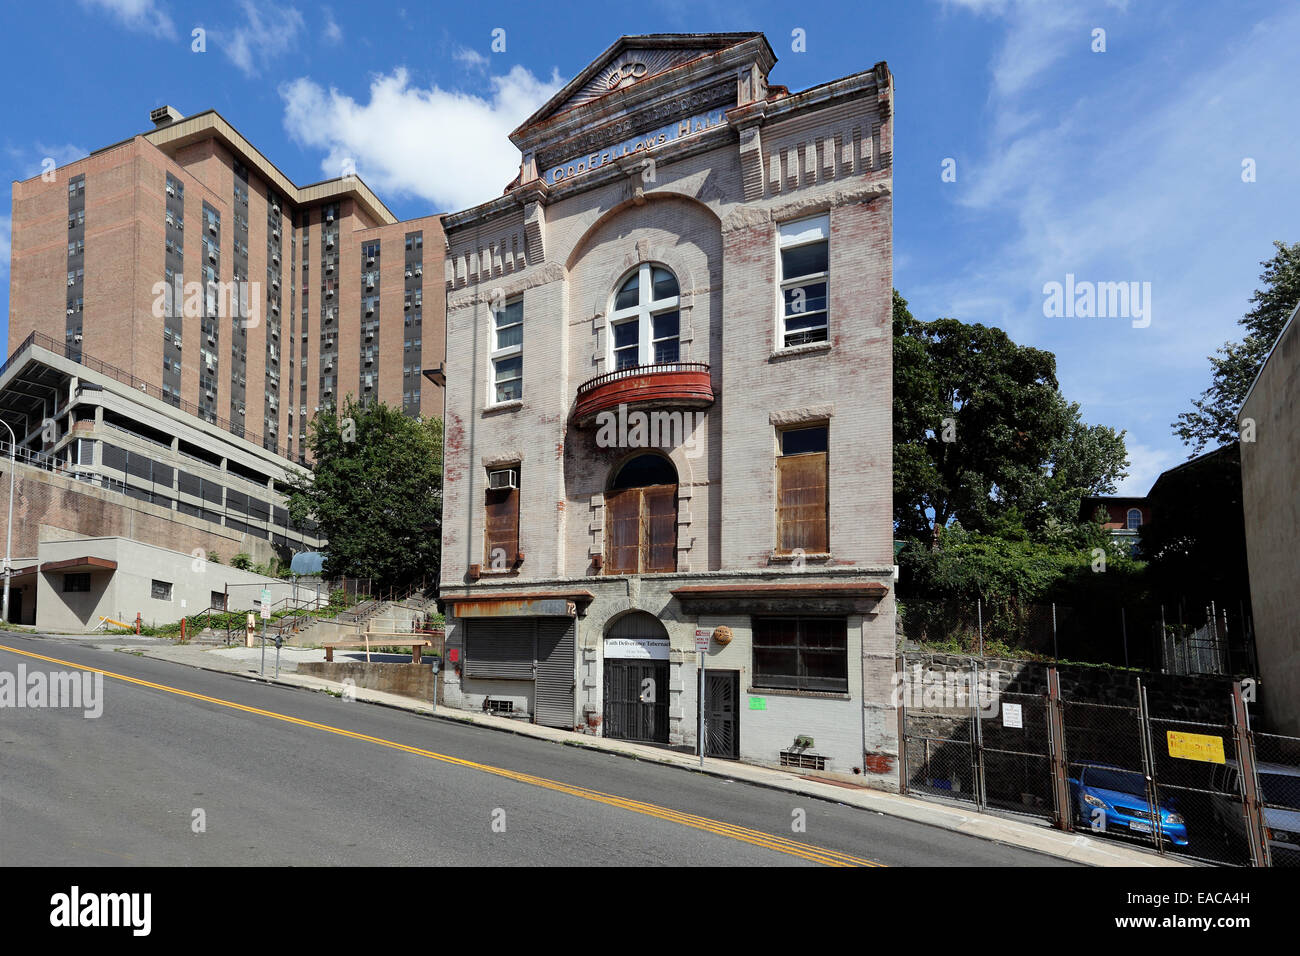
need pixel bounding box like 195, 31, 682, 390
438, 34, 898, 786
9, 107, 445, 465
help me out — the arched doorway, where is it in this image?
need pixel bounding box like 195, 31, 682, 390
603, 611, 671, 744
605, 453, 677, 574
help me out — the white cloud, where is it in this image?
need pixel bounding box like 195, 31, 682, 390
913, 1, 1300, 482
322, 7, 342, 44
6, 143, 88, 180
453, 47, 489, 71
80, 0, 175, 39
281, 65, 563, 212
223, 0, 305, 77
1116, 441, 1179, 497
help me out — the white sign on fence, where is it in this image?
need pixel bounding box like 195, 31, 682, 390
1001, 702, 1023, 729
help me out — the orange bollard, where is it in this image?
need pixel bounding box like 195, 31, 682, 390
181, 618, 186, 643
135, 613, 141, 634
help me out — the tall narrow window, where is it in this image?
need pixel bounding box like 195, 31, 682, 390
778, 215, 829, 347
776, 425, 829, 554
605, 454, 677, 574
491, 297, 523, 402
484, 466, 520, 568
609, 263, 680, 369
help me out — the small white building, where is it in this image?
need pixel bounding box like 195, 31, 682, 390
14, 536, 306, 631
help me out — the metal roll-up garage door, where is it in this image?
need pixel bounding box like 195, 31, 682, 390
464, 620, 535, 680
535, 619, 576, 729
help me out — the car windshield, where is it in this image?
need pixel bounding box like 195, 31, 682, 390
1085, 767, 1146, 796
1260, 773, 1300, 811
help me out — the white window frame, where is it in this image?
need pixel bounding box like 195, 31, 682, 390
1126, 508, 1141, 531
777, 214, 830, 349
607, 262, 681, 370
489, 296, 523, 405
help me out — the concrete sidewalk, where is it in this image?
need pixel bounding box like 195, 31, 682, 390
116, 637, 1183, 868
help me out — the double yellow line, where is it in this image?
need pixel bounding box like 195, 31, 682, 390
1, 643, 880, 867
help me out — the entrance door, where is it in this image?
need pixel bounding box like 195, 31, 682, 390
604, 659, 670, 743
704, 670, 740, 759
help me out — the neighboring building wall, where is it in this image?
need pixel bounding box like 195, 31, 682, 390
0, 464, 280, 566
1239, 307, 1300, 736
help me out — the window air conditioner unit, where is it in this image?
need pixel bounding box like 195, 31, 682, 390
323, 387, 332, 396
415, 267, 422, 276
166, 184, 175, 196
68, 278, 75, 286
365, 306, 374, 316
239, 407, 245, 416
66, 308, 74, 315
326, 212, 334, 222
205, 390, 215, 399
208, 250, 217, 262
404, 270, 412, 278
404, 301, 410, 311
366, 257, 375, 266
365, 355, 373, 365
272, 229, 280, 239
74, 334, 82, 343
365, 330, 373, 341
366, 280, 375, 291
208, 222, 217, 235
325, 289, 334, 298
488, 468, 518, 490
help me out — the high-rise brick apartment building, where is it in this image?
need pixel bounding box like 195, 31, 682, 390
438, 34, 897, 786
3, 107, 446, 627
9, 106, 446, 464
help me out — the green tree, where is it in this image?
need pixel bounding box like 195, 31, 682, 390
286, 396, 443, 591
1174, 240, 1300, 453
893, 291, 1127, 540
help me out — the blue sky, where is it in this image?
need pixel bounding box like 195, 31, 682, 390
3, 0, 1296, 495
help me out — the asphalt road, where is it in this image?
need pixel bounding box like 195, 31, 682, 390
0, 634, 1075, 867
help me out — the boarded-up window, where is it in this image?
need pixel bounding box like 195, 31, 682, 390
484, 469, 520, 568
752, 617, 848, 693
776, 426, 828, 553
605, 455, 677, 574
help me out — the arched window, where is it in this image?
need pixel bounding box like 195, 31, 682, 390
1126, 508, 1142, 531
609, 263, 680, 370
605, 453, 677, 574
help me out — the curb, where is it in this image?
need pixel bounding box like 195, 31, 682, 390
121, 643, 1184, 868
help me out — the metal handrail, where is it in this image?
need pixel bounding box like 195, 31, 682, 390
575, 361, 710, 398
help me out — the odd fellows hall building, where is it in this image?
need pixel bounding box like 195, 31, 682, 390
438, 33, 898, 786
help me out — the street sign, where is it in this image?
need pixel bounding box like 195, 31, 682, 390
260, 588, 272, 619
694, 628, 710, 653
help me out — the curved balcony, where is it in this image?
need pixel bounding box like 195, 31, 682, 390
572, 362, 714, 427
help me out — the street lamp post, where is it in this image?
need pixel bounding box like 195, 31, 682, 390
0, 420, 16, 625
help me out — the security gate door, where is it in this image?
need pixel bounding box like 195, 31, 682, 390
535, 619, 576, 729
604, 659, 670, 743
705, 670, 740, 759
463, 618, 575, 729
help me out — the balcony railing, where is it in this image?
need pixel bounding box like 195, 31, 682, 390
572, 361, 713, 426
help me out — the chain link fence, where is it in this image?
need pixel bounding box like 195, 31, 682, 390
897, 655, 1296, 866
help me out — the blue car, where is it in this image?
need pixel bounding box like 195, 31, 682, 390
1069, 762, 1189, 846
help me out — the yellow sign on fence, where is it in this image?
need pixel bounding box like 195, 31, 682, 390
1167, 730, 1226, 764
